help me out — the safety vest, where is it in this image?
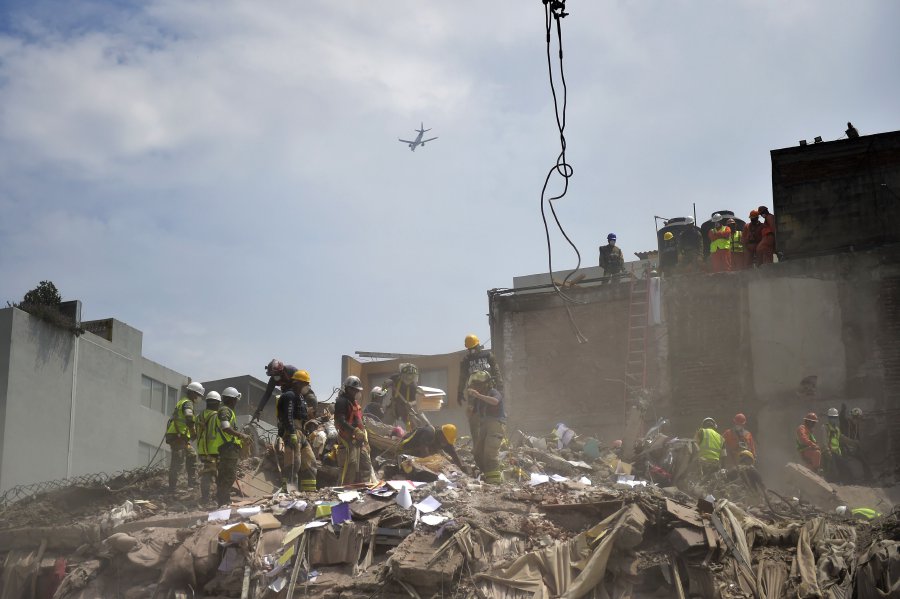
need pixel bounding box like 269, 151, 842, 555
825, 423, 842, 456
731, 230, 744, 253
166, 397, 194, 438
852, 507, 881, 520
698, 428, 724, 462
338, 394, 363, 441
214, 406, 242, 448
709, 226, 731, 253
796, 426, 817, 452
197, 408, 220, 456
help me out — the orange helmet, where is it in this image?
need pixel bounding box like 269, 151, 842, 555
804, 412, 818, 423
749, 209, 759, 218
733, 413, 747, 426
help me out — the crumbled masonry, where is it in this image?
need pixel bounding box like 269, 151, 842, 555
1, 428, 899, 599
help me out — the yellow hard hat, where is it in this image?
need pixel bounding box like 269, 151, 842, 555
663, 231, 674, 241
738, 450, 755, 464
441, 424, 457, 446
292, 370, 311, 383
464, 334, 480, 349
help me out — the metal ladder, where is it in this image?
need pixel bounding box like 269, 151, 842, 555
624, 277, 651, 395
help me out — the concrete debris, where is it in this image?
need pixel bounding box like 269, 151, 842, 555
2, 427, 900, 598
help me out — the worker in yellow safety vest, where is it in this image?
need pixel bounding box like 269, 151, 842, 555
727, 218, 746, 270
166, 381, 204, 492
212, 387, 251, 506
708, 214, 732, 273
695, 417, 725, 476
196, 390, 223, 504
836, 505, 881, 520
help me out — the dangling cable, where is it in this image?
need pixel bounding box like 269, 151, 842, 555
540, 0, 587, 342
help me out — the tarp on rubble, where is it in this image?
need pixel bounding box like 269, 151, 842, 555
473, 504, 645, 599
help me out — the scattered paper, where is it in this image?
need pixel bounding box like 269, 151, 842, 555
413, 495, 442, 514
529, 473, 550, 486
218, 546, 241, 571
305, 520, 328, 529
208, 508, 231, 522
616, 475, 647, 488
368, 486, 395, 498
282, 525, 306, 547
219, 522, 253, 544
578, 476, 592, 485
550, 474, 569, 482
337, 491, 361, 503
277, 545, 295, 566
237, 506, 262, 518
268, 576, 287, 592
420, 514, 448, 526
437, 473, 456, 488
290, 500, 308, 511
565, 460, 592, 470
331, 502, 352, 525
314, 503, 336, 519
395, 486, 413, 509
387, 480, 420, 491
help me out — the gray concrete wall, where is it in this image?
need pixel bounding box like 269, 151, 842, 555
0, 307, 186, 492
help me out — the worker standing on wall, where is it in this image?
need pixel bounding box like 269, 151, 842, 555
276, 370, 318, 492
743, 210, 764, 267
722, 413, 756, 468
196, 390, 222, 504
708, 214, 732, 273
334, 376, 373, 485
213, 387, 251, 507
457, 334, 503, 448
756, 206, 776, 264
467, 370, 506, 484
166, 381, 203, 492
796, 412, 821, 472
598, 233, 625, 277
695, 417, 725, 476
727, 218, 745, 270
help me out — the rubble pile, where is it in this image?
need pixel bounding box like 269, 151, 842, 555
2, 430, 899, 598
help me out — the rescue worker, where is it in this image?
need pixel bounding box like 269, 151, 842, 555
722, 413, 757, 468
796, 412, 821, 472
842, 405, 863, 441
457, 334, 503, 449
213, 385, 251, 507
743, 210, 764, 267
252, 359, 299, 422
756, 206, 776, 264
391, 424, 465, 470
695, 417, 725, 476
836, 505, 881, 520
166, 381, 203, 492
598, 233, 625, 276
727, 218, 745, 270
277, 370, 318, 492
196, 390, 223, 504
823, 408, 851, 483
363, 386, 388, 420
385, 363, 430, 432
334, 376, 373, 485
467, 370, 506, 484
707, 214, 732, 273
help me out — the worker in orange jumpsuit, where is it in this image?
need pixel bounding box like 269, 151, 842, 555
707, 214, 732, 273
756, 206, 776, 264
722, 413, 757, 468
796, 412, 821, 471
743, 210, 765, 267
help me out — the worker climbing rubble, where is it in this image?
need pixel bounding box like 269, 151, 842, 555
165, 380, 203, 492
390, 423, 466, 470
334, 375, 373, 485
457, 333, 503, 447
796, 411, 821, 472
467, 370, 506, 484
252, 359, 300, 422
275, 369, 318, 492
384, 363, 430, 432
694, 417, 725, 476
722, 413, 757, 468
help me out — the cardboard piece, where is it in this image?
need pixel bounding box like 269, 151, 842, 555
250, 512, 281, 530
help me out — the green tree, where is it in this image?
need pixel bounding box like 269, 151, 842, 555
21, 280, 62, 308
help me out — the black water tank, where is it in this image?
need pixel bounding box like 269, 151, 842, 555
657, 217, 702, 275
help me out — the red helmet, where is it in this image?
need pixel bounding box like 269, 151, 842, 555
804, 412, 818, 423
265, 359, 284, 377
733, 413, 747, 426
749, 210, 759, 218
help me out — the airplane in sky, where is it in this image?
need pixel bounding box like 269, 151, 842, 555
398, 123, 438, 151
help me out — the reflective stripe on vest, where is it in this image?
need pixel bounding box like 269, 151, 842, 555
197, 408, 220, 455
709, 226, 732, 253
797, 427, 817, 452
731, 230, 744, 253
826, 424, 842, 455
852, 507, 880, 520
166, 397, 193, 438
698, 428, 724, 462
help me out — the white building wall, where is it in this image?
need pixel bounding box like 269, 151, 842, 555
0, 307, 187, 493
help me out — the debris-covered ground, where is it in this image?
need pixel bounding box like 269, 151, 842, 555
2, 426, 899, 599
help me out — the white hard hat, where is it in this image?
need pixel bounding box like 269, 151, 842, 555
827, 408, 839, 418
835, 505, 848, 516
371, 386, 387, 398
222, 387, 242, 400
850, 407, 862, 418
186, 381, 205, 396
205, 391, 221, 402
711, 213, 723, 223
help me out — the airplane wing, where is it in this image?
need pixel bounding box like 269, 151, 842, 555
398, 138, 416, 144
422, 137, 438, 143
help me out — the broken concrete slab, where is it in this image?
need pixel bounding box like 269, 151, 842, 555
112, 511, 208, 535
668, 527, 707, 553
389, 530, 465, 593
0, 523, 100, 552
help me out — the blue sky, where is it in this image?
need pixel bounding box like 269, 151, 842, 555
1, 0, 898, 389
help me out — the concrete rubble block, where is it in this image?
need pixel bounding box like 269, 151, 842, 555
389, 530, 465, 593
784, 462, 839, 510
112, 511, 208, 535
668, 527, 707, 554
614, 504, 648, 550
0, 522, 101, 552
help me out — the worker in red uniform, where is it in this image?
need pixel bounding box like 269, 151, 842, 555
796, 412, 821, 472
722, 413, 757, 468
743, 210, 765, 267
708, 214, 732, 273
756, 206, 776, 264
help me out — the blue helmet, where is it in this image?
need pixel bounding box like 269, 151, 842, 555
607, 233, 617, 240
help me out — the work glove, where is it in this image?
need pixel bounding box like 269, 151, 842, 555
287, 434, 298, 448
